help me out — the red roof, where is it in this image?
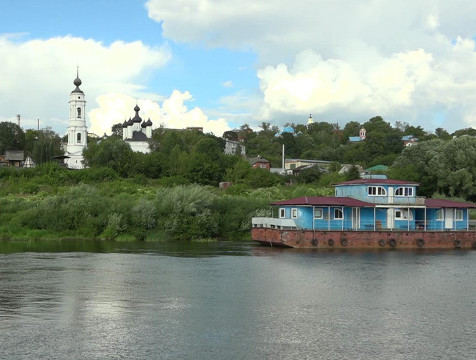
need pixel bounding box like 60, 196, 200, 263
425, 199, 476, 208
334, 179, 419, 186
271, 196, 374, 207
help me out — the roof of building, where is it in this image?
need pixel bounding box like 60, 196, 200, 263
365, 164, 389, 172
71, 73, 84, 94
425, 199, 476, 208
127, 131, 149, 142
402, 135, 418, 141
286, 158, 332, 164
272, 196, 375, 207
334, 179, 419, 186
132, 105, 142, 123
247, 157, 270, 165
5, 150, 24, 161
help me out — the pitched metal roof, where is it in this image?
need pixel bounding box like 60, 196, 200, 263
334, 179, 419, 186
127, 131, 149, 141
247, 157, 269, 165
5, 150, 24, 161
425, 199, 476, 208
271, 196, 375, 207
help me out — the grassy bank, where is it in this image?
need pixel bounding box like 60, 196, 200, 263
0, 164, 332, 241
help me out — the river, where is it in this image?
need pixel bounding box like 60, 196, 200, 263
0, 240, 475, 359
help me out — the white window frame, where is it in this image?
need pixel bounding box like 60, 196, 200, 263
291, 208, 298, 219
368, 186, 386, 196
314, 208, 323, 219
334, 208, 343, 220
279, 208, 286, 218
395, 209, 413, 220
395, 187, 414, 197
436, 209, 443, 221
455, 209, 463, 221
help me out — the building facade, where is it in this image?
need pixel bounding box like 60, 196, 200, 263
65, 72, 88, 169
122, 105, 153, 153
257, 179, 475, 232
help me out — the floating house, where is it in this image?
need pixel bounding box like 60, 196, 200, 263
252, 179, 476, 248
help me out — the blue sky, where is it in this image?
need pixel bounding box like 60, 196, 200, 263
1, 0, 476, 136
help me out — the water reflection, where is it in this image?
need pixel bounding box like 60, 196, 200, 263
0, 241, 475, 359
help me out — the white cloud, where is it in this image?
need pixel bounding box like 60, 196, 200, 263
222, 80, 233, 88
0, 34, 171, 134
89, 90, 231, 136
146, 0, 476, 132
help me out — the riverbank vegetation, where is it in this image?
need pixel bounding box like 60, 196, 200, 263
0, 164, 334, 241
2, 116, 476, 242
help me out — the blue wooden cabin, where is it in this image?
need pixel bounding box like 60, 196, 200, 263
270, 179, 475, 231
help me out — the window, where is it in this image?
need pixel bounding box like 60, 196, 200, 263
456, 210, 463, 221
279, 208, 286, 218
314, 208, 323, 219
395, 209, 413, 220
395, 187, 413, 197
368, 186, 386, 196
77, 107, 81, 118
77, 133, 81, 143
290, 164, 296, 169
436, 209, 443, 221
291, 208, 298, 219
334, 208, 343, 220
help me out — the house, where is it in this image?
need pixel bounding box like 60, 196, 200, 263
292, 164, 329, 176
247, 156, 270, 170
4, 150, 25, 167
285, 159, 332, 171
402, 135, 418, 147
338, 164, 364, 175
285, 159, 361, 176
224, 139, 246, 156
270, 179, 475, 231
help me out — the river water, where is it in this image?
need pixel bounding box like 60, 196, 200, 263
0, 240, 475, 360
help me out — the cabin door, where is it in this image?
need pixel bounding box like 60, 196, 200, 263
352, 207, 360, 230
445, 209, 454, 229
387, 209, 394, 229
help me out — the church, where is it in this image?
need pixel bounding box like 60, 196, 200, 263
64, 71, 88, 169
64, 72, 153, 169
121, 105, 153, 153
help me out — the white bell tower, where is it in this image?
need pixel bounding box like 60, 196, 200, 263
65, 69, 88, 169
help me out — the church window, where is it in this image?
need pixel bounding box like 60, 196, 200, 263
77, 107, 81, 118
77, 133, 81, 143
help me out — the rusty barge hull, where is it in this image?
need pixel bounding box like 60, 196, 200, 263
252, 228, 476, 249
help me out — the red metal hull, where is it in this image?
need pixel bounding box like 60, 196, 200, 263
252, 228, 476, 249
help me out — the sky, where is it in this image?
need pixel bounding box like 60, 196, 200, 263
2, 0, 476, 137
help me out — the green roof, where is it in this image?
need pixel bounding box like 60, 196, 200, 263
366, 164, 388, 172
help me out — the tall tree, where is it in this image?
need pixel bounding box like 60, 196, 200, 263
0, 122, 25, 154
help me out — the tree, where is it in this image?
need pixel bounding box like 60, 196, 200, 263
0, 122, 25, 154
342, 121, 361, 143
83, 138, 134, 177
345, 165, 361, 181
297, 165, 323, 184
31, 129, 64, 164
111, 123, 124, 138
435, 127, 451, 140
